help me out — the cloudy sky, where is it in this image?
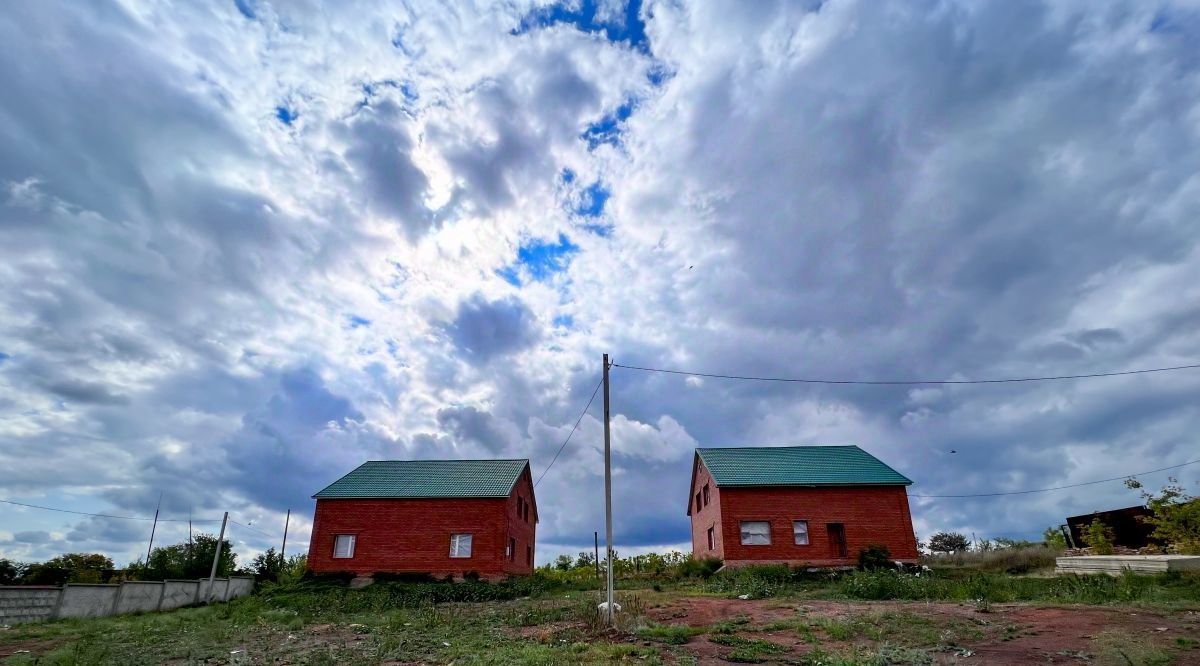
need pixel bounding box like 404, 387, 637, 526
2, 0, 1200, 566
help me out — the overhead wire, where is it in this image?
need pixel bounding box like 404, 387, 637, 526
0, 497, 220, 523
910, 458, 1200, 499
535, 374, 605, 489
611, 361, 1200, 385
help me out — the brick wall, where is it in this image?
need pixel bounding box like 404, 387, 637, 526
688, 461, 725, 559
689, 471, 919, 566
308, 469, 537, 577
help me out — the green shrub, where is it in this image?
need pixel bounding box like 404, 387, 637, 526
858, 544, 893, 571
1082, 518, 1115, 555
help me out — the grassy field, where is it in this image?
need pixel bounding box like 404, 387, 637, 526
2, 568, 1199, 664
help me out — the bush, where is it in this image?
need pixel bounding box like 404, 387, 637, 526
1082, 518, 1115, 555
858, 544, 893, 571
678, 556, 723, 579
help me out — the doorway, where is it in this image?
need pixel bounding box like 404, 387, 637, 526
827, 523, 847, 558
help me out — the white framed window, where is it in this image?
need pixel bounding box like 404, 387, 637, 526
450, 533, 473, 558
740, 521, 771, 545
793, 520, 810, 545
333, 534, 356, 558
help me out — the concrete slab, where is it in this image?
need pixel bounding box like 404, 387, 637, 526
160, 580, 199, 610
1056, 555, 1200, 575
57, 584, 119, 618
0, 586, 61, 624
115, 581, 163, 614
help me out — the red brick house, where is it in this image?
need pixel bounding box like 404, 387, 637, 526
307, 458, 537, 579
688, 446, 919, 567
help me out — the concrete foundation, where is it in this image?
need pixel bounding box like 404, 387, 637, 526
1056, 554, 1200, 575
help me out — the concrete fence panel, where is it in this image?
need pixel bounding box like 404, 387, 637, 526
0, 586, 60, 624
115, 581, 164, 615
1, 577, 255, 625
57, 584, 120, 619
228, 577, 255, 599
160, 580, 199, 610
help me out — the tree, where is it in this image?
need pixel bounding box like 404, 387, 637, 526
1081, 518, 1115, 555
22, 553, 113, 584
250, 547, 284, 581
927, 532, 970, 553
0, 559, 22, 585
128, 533, 237, 581
1127, 476, 1200, 554
573, 551, 595, 569
1042, 527, 1067, 549
553, 554, 573, 571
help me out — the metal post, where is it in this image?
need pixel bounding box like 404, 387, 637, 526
207, 512, 228, 602
281, 509, 291, 560
602, 353, 614, 624
146, 491, 163, 563
594, 531, 600, 579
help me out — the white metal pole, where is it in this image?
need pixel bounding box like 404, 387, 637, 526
602, 353, 614, 624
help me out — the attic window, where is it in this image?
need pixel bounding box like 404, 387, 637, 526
740, 521, 771, 545
702, 484, 710, 506
695, 492, 702, 513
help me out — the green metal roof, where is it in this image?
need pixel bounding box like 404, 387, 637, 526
313, 459, 530, 499
696, 445, 912, 487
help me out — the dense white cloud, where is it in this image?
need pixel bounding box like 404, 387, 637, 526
2, 0, 1200, 566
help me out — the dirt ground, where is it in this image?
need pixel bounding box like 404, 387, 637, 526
644, 597, 1200, 664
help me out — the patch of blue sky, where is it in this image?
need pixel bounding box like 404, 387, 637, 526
512, 0, 648, 54
576, 181, 609, 217
498, 234, 580, 286
561, 167, 576, 184
0, 351, 9, 364
233, 0, 256, 20
581, 98, 635, 150
553, 314, 574, 329
347, 315, 372, 329
646, 63, 674, 87
275, 105, 298, 126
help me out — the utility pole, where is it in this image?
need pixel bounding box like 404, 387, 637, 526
602, 353, 614, 624
207, 512, 228, 603
146, 491, 163, 563
281, 509, 291, 560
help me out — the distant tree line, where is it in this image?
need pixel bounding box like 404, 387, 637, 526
1, 533, 307, 586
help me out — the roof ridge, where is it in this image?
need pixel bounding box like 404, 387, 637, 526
696, 444, 860, 450
360, 458, 530, 463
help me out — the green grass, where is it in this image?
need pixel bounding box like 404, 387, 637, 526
0, 584, 658, 665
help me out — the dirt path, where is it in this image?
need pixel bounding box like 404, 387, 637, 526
645, 597, 1200, 664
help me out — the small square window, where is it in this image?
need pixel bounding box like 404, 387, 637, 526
702, 484, 710, 506
740, 521, 771, 545
450, 533, 473, 558
706, 526, 715, 550
333, 534, 356, 558
793, 521, 810, 545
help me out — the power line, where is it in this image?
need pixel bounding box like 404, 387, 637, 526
612, 361, 1200, 386
535, 375, 605, 489
227, 518, 278, 540
910, 458, 1200, 499
0, 497, 221, 523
